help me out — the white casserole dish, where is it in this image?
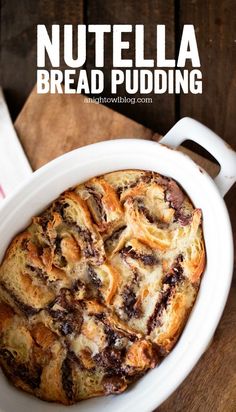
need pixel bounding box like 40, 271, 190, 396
0, 117, 235, 412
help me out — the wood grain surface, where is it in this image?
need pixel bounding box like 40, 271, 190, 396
86, 0, 176, 133
1, 0, 236, 410
14, 87, 157, 170
14, 87, 236, 412
2, 0, 236, 148
0, 0, 84, 119
179, 0, 236, 146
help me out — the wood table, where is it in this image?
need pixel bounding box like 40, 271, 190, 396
1, 0, 236, 148
1, 0, 236, 410
14, 88, 236, 412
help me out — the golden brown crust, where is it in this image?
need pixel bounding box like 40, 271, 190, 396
0, 169, 205, 404
125, 340, 158, 370
0, 302, 14, 332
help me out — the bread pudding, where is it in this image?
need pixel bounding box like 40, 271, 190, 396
0, 170, 205, 404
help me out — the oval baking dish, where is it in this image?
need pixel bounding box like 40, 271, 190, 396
0, 117, 235, 412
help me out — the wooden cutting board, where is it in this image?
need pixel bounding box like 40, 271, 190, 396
15, 86, 217, 175
14, 87, 235, 412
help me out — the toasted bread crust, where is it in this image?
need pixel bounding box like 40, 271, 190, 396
0, 170, 205, 404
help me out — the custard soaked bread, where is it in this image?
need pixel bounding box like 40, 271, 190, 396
0, 170, 205, 404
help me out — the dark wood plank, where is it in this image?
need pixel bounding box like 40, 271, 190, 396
156, 4, 236, 406
178, 0, 236, 149
86, 0, 176, 134
1, 0, 84, 120
2, 1, 236, 410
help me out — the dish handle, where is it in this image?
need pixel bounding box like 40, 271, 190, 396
160, 117, 236, 197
